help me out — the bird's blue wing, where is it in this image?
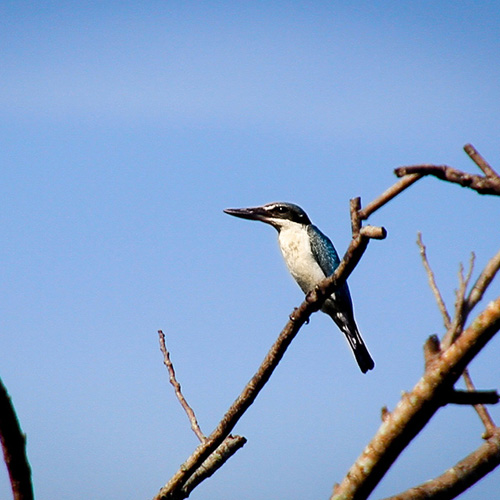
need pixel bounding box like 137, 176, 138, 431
308, 224, 353, 308
307, 224, 341, 277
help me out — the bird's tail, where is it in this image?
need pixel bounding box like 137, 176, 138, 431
341, 322, 375, 374
326, 308, 374, 373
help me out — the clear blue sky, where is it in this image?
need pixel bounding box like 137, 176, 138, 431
1, 2, 499, 499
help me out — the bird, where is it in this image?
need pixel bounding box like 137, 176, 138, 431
224, 202, 374, 373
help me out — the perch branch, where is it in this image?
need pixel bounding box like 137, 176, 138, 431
155, 228, 377, 500
0, 378, 34, 500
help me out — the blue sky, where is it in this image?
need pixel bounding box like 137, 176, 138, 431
1, 2, 499, 499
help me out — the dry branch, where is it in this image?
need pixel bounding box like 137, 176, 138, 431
331, 297, 500, 500
382, 427, 500, 500
395, 145, 500, 196
0, 378, 34, 500
158, 330, 205, 442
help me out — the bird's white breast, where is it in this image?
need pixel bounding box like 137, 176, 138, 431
277, 224, 326, 293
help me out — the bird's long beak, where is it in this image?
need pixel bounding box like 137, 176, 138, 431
223, 206, 270, 222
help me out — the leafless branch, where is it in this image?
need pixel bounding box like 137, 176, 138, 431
445, 389, 499, 406
463, 369, 497, 439
158, 330, 205, 442
331, 296, 500, 500
464, 143, 500, 179
467, 249, 500, 311
154, 226, 378, 500
0, 378, 34, 500
358, 173, 423, 220
381, 427, 500, 500
394, 145, 500, 196
417, 233, 451, 329
441, 255, 475, 350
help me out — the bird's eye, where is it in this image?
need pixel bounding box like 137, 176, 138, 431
277, 206, 287, 213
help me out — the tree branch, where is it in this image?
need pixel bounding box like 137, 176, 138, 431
0, 378, 34, 500
158, 330, 205, 442
445, 390, 499, 406
462, 369, 497, 439
417, 233, 451, 330
331, 296, 500, 500
381, 427, 500, 500
464, 143, 500, 179
394, 145, 500, 196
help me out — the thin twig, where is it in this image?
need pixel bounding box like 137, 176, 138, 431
0, 378, 34, 500
358, 173, 422, 220
441, 255, 475, 350
158, 331, 206, 442
416, 233, 451, 329
467, 249, 500, 311
417, 239, 496, 433
464, 143, 500, 179
463, 369, 497, 439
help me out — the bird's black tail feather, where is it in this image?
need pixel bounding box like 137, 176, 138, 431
325, 308, 374, 373
342, 324, 375, 374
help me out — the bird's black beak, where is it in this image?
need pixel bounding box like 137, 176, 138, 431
223, 206, 270, 223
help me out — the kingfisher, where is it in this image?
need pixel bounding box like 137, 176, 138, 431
224, 202, 374, 373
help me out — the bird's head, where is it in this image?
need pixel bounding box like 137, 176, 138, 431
224, 202, 311, 230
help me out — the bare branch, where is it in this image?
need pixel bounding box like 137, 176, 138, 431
0, 378, 34, 500
445, 390, 499, 406
463, 369, 497, 439
464, 143, 500, 179
417, 233, 451, 329
381, 427, 500, 500
158, 331, 206, 442
394, 164, 500, 196
155, 180, 406, 499
179, 435, 247, 499
467, 249, 500, 311
331, 297, 500, 500
440, 256, 476, 350
358, 173, 422, 220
